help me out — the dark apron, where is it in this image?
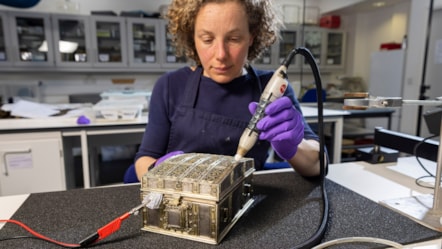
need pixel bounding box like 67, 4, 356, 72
166, 66, 269, 170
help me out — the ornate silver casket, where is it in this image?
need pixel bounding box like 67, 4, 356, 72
140, 153, 255, 244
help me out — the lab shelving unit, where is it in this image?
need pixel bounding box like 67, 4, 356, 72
0, 10, 346, 74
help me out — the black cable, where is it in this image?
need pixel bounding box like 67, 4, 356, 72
0, 235, 37, 242
415, 175, 436, 189
290, 47, 329, 249
0, 219, 82, 248
414, 134, 438, 177
414, 134, 439, 188
0, 236, 81, 248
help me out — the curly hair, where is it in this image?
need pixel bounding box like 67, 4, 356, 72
165, 0, 282, 65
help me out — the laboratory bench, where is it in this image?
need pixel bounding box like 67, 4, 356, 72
0, 157, 441, 248
0, 106, 347, 196
301, 102, 396, 162
0, 115, 147, 196
339, 105, 395, 161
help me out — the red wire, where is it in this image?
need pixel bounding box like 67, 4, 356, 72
0, 219, 80, 248
97, 212, 130, 241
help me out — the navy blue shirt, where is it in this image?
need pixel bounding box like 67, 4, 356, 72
135, 66, 318, 170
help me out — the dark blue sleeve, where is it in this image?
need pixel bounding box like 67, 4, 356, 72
134, 73, 172, 161
284, 84, 319, 141
284, 80, 329, 172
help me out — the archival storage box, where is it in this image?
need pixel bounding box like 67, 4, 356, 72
140, 153, 255, 244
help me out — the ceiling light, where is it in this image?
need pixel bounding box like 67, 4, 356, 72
373, 2, 386, 7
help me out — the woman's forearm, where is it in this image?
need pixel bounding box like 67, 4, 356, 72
288, 139, 324, 177
135, 156, 157, 181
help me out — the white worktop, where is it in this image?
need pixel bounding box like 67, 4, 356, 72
0, 194, 29, 229
0, 106, 347, 131
0, 114, 149, 131
327, 156, 437, 202
300, 105, 349, 118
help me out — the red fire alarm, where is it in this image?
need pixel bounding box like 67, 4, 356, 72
320, 15, 341, 29
380, 43, 402, 50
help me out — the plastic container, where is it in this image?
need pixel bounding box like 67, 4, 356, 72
100, 90, 151, 111
93, 100, 143, 120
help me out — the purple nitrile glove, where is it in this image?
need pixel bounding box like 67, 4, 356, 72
76, 115, 90, 125
154, 151, 184, 166
248, 96, 304, 160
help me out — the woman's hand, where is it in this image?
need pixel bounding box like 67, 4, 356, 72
248, 96, 304, 160
154, 151, 184, 166
135, 151, 184, 181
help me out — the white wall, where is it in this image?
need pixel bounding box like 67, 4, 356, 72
334, 0, 441, 135
318, 0, 365, 14
332, 0, 442, 136
400, 0, 434, 135
352, 2, 409, 87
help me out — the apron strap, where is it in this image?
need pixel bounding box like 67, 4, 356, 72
182, 66, 203, 108
245, 64, 263, 94
182, 65, 263, 108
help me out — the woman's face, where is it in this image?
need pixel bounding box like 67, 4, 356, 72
194, 1, 253, 84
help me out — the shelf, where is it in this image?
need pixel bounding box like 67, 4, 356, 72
343, 126, 374, 138
322, 103, 395, 163
1, 11, 346, 73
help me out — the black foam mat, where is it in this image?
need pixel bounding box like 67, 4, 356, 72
1, 172, 440, 248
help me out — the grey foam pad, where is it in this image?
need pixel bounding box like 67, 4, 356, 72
1, 171, 440, 248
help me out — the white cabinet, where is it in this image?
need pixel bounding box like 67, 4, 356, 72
90, 15, 128, 67
0, 10, 347, 73
302, 27, 346, 71
159, 19, 190, 69
252, 26, 299, 71
126, 17, 161, 69
51, 13, 94, 68
303, 28, 324, 67
279, 26, 301, 71
252, 46, 277, 70
0, 11, 12, 66
0, 132, 66, 196
253, 25, 346, 73
8, 11, 55, 67
323, 30, 346, 70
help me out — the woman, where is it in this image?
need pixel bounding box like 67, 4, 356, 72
131, 0, 325, 182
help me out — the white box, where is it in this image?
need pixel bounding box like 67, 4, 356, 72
93, 100, 143, 121
100, 90, 151, 111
